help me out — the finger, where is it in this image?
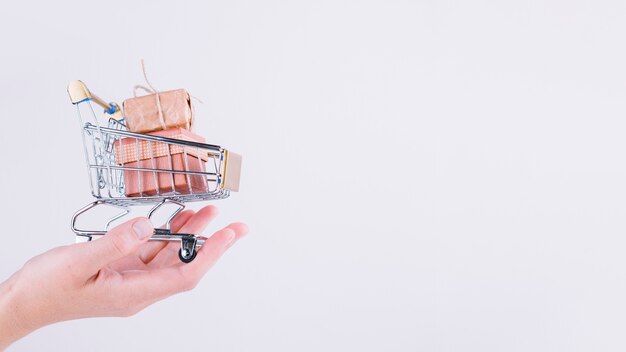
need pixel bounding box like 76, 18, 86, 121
73, 217, 154, 275
178, 222, 249, 278
106, 210, 197, 272
148, 205, 219, 267
137, 209, 196, 264
120, 223, 248, 303
221, 222, 249, 250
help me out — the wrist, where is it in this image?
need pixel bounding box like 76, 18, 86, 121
0, 274, 35, 350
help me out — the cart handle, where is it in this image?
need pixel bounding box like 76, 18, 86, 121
68, 80, 122, 118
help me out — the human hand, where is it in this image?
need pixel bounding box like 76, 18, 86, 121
0, 205, 247, 350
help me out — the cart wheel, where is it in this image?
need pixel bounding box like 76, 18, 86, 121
178, 234, 198, 263
178, 247, 197, 263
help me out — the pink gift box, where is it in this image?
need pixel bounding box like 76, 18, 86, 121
114, 128, 209, 197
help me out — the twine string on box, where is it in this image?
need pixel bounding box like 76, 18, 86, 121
132, 60, 192, 131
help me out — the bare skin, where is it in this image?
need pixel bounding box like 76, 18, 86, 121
0, 205, 247, 350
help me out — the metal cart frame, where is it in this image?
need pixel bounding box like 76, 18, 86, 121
67, 80, 240, 263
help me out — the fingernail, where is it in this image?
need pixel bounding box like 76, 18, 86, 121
132, 219, 153, 240
224, 229, 236, 245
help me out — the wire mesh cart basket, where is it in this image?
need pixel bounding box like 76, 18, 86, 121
67, 80, 241, 263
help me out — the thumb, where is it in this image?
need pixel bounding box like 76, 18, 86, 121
78, 217, 154, 273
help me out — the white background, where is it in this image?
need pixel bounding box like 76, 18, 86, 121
1, 0, 626, 351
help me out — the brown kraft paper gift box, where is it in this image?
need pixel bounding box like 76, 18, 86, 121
122, 89, 194, 133
114, 128, 209, 196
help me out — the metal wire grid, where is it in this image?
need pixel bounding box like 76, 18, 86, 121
75, 98, 230, 206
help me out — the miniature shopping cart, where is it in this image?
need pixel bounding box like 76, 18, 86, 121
67, 81, 241, 263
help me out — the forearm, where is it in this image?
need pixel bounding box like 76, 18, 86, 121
0, 275, 34, 351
